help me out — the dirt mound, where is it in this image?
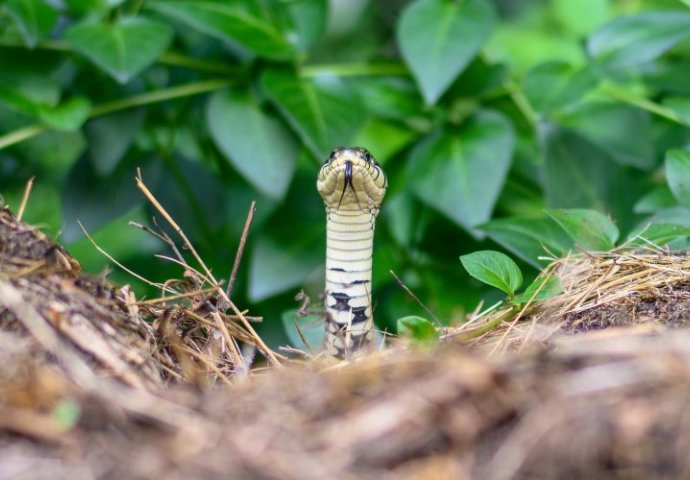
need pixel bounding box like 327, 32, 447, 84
3, 206, 690, 479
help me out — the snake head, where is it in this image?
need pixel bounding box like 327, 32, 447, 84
317, 147, 387, 212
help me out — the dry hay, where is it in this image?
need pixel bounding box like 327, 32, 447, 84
448, 249, 690, 352
4, 202, 690, 479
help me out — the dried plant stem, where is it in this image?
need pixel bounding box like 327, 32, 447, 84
16, 176, 35, 221
390, 269, 442, 326
78, 221, 177, 295
226, 201, 256, 299
135, 169, 282, 366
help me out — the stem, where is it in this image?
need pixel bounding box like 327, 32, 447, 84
301, 63, 408, 78
600, 84, 689, 126
0, 79, 231, 151
91, 79, 231, 116
458, 307, 517, 340
0, 125, 47, 150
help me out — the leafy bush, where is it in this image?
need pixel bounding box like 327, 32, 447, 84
2, 0, 690, 347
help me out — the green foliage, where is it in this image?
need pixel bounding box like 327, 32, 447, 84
397, 0, 496, 104
665, 150, 690, 208
546, 208, 619, 251
65, 17, 173, 83
396, 316, 438, 344
3, 0, 690, 350
281, 309, 325, 352
460, 250, 522, 296
511, 275, 563, 306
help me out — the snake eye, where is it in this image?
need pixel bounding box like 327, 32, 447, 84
325, 150, 337, 165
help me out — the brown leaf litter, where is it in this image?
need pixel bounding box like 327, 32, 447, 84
4, 203, 690, 479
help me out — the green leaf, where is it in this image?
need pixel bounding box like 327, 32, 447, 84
207, 89, 297, 199
627, 223, 690, 247
63, 0, 109, 15
446, 58, 508, 99
352, 77, 423, 121
397, 0, 495, 104
0, 51, 61, 107
352, 120, 417, 165
553, 0, 611, 36
85, 109, 145, 176
512, 275, 563, 306
148, 1, 297, 60
1, 183, 62, 237
17, 135, 86, 180
588, 11, 690, 70
546, 208, 619, 251
65, 17, 173, 83
460, 250, 523, 296
38, 96, 91, 131
5, 0, 58, 48
665, 149, 690, 209
478, 216, 573, 268
249, 233, 322, 301
485, 21, 584, 76
634, 186, 677, 214
62, 154, 151, 242
408, 110, 514, 232
558, 102, 654, 169
281, 309, 324, 350
282, 0, 327, 51
541, 124, 646, 230
67, 206, 161, 272
644, 62, 690, 95
262, 70, 367, 159
663, 96, 690, 125
522, 61, 596, 113
396, 316, 438, 344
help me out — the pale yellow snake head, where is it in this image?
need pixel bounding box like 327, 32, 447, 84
317, 147, 387, 212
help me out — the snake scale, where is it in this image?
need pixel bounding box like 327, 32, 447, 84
317, 147, 387, 358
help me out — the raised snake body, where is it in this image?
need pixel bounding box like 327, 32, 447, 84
317, 147, 387, 358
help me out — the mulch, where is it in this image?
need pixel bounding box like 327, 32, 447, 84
3, 205, 690, 479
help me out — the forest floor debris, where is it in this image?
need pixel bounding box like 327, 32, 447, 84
3, 204, 690, 479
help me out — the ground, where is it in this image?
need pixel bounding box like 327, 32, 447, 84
2, 205, 690, 479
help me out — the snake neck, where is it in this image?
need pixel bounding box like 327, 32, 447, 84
324, 209, 377, 358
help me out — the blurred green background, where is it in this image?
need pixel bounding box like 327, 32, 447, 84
2, 0, 690, 349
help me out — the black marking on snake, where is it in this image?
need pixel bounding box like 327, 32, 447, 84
337, 160, 354, 209
329, 267, 345, 272
330, 292, 352, 311
350, 306, 368, 324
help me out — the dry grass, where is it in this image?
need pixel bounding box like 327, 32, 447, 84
5, 182, 690, 478
446, 249, 690, 354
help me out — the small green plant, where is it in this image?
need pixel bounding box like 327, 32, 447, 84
396, 315, 439, 344
460, 249, 562, 308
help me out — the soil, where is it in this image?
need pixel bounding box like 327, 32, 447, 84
3, 206, 690, 479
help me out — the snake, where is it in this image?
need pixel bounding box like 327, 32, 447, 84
317, 147, 387, 358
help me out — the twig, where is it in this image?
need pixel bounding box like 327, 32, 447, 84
135, 287, 218, 305
293, 319, 315, 354
77, 221, 178, 295
211, 311, 246, 373
390, 270, 442, 326
16, 176, 35, 221
226, 201, 256, 299
135, 169, 283, 366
